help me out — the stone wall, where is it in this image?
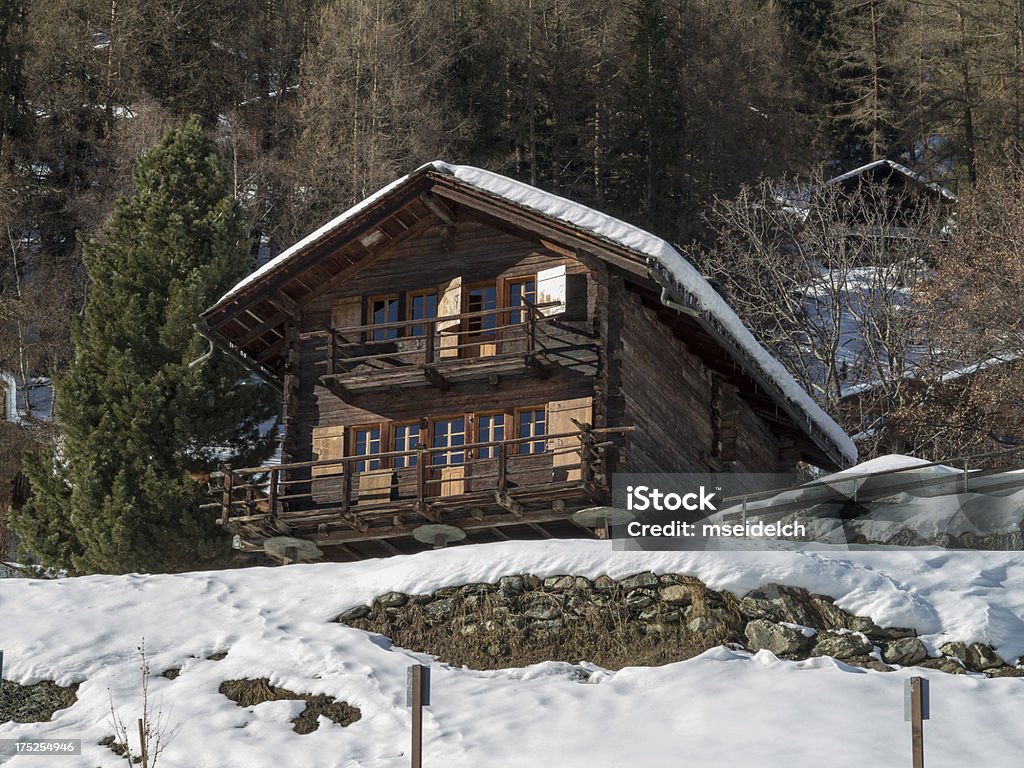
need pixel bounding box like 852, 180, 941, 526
338, 572, 1024, 677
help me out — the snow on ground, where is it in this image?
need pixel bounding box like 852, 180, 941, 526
3, 540, 1024, 767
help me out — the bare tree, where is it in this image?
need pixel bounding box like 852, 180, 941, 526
703, 169, 945, 456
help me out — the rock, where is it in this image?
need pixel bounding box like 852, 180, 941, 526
573, 577, 594, 591
619, 572, 659, 590
847, 616, 878, 634
882, 637, 928, 666
844, 655, 893, 672
375, 592, 408, 608
918, 657, 965, 675
423, 598, 456, 624
497, 576, 526, 597
594, 575, 617, 590
965, 643, 1004, 671
740, 584, 821, 628
433, 586, 460, 598
812, 631, 873, 659
522, 594, 563, 621
659, 584, 693, 605
460, 624, 478, 636
744, 619, 813, 657
688, 616, 719, 634
625, 589, 656, 609
523, 575, 542, 591
544, 575, 575, 592
336, 605, 371, 623
809, 595, 851, 630
986, 667, 1024, 678
939, 641, 968, 662
865, 625, 917, 642
639, 606, 662, 621
659, 574, 682, 585
886, 528, 919, 546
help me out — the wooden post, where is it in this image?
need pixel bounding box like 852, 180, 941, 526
416, 449, 428, 504
906, 676, 928, 768
497, 442, 508, 493
221, 464, 233, 524
326, 329, 335, 376
138, 717, 148, 768
425, 320, 436, 364
343, 458, 353, 512
1, 649, 4, 682
267, 467, 278, 521
407, 664, 430, 768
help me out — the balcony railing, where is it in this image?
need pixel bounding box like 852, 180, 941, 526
304, 301, 580, 389
210, 424, 633, 534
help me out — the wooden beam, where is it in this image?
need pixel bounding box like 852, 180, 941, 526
238, 311, 287, 347
268, 292, 300, 318
256, 337, 285, 363
423, 367, 450, 391
528, 522, 553, 539
419, 192, 455, 225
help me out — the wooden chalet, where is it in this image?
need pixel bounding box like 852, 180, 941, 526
200, 162, 855, 561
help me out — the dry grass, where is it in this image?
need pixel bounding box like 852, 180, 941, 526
219, 678, 361, 734
0, 679, 79, 723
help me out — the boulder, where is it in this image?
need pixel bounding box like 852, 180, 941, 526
336, 605, 371, 623
812, 631, 873, 659
918, 657, 966, 675
740, 584, 821, 628
882, 637, 928, 666
543, 575, 575, 592
375, 591, 408, 608
497, 575, 526, 597
744, 619, 813, 657
965, 643, 1005, 671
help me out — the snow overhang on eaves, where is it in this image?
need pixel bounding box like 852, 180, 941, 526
205, 161, 857, 468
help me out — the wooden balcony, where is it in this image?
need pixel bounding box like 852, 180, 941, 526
304, 302, 584, 399
210, 424, 632, 555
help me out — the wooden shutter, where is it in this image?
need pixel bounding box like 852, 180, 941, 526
358, 467, 394, 503
440, 465, 465, 497
331, 297, 362, 340
537, 265, 566, 317
547, 396, 593, 481
311, 424, 345, 478
436, 276, 462, 359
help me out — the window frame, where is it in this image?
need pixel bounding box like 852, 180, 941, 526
391, 420, 421, 469
407, 289, 438, 337
505, 275, 537, 325
474, 410, 508, 459
366, 293, 401, 340
515, 406, 547, 455
350, 422, 384, 472
430, 414, 467, 466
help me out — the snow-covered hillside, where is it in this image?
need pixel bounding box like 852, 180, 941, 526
3, 541, 1024, 767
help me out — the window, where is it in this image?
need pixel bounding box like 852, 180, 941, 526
517, 408, 546, 454
408, 291, 438, 337
507, 277, 537, 324
466, 283, 498, 334
475, 412, 505, 459
368, 294, 399, 340
392, 422, 420, 469
352, 425, 382, 472
432, 417, 466, 466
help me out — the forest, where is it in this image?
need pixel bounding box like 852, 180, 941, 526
4, 0, 1024, 460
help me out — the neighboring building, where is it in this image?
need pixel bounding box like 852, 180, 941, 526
821, 158, 956, 238
200, 162, 855, 560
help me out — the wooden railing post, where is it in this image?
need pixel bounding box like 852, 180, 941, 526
326, 329, 335, 375
416, 448, 428, 503
497, 442, 508, 492
343, 458, 353, 512
425, 319, 436, 364
220, 464, 233, 524
526, 307, 536, 354
267, 467, 278, 521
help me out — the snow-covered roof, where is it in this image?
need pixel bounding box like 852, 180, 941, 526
215, 162, 856, 466
827, 159, 958, 202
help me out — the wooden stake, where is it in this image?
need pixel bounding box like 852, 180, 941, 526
411, 665, 424, 768
138, 717, 148, 768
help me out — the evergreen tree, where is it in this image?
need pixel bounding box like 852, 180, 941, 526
12, 117, 278, 575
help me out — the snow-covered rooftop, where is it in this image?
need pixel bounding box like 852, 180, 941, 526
215, 162, 856, 466
827, 159, 958, 202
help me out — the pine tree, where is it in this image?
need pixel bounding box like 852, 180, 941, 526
12, 117, 278, 574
